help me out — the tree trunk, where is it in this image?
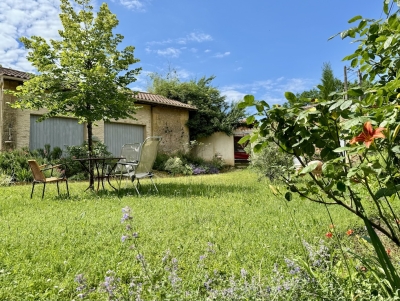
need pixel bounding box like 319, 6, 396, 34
87, 120, 94, 189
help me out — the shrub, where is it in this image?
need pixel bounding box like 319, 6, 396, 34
164, 157, 193, 175
247, 136, 293, 181
153, 152, 170, 171
0, 148, 39, 183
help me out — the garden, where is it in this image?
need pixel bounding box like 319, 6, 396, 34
0, 167, 390, 300
2, 0, 400, 299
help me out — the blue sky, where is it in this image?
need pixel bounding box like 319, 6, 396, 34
0, 0, 386, 105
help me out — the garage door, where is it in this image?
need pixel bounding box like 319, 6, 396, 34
104, 123, 144, 156
30, 115, 85, 152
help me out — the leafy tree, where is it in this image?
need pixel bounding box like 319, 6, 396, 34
290, 62, 344, 107
318, 62, 343, 100
8, 0, 141, 188
148, 71, 246, 140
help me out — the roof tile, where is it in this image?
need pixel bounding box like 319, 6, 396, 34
134, 92, 197, 110
0, 67, 196, 110
0, 67, 30, 80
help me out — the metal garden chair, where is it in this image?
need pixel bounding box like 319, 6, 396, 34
118, 137, 162, 195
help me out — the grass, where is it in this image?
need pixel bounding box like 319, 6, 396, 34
0, 169, 364, 300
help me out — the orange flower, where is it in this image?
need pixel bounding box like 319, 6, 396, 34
346, 229, 353, 236
325, 232, 333, 238
329, 224, 335, 229
387, 249, 391, 256
350, 121, 385, 148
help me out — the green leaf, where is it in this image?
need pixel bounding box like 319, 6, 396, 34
384, 0, 389, 15
348, 15, 362, 23
384, 36, 394, 49
358, 20, 367, 31
284, 92, 296, 102
300, 161, 319, 174
246, 115, 255, 125
329, 99, 345, 111
322, 163, 335, 175
347, 88, 363, 97
388, 14, 399, 27
255, 103, 264, 112
237, 102, 248, 109
333, 146, 354, 153
238, 135, 250, 144
249, 133, 259, 143
362, 216, 400, 291
342, 116, 370, 129
285, 192, 292, 202
337, 181, 346, 192
369, 24, 379, 34
391, 145, 400, 153
340, 100, 353, 110
374, 185, 400, 199
253, 143, 264, 153
343, 52, 359, 61
351, 58, 358, 68
243, 94, 255, 105
341, 29, 350, 39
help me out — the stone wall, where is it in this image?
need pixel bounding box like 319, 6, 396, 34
1, 79, 19, 151
151, 106, 190, 154
1, 84, 191, 154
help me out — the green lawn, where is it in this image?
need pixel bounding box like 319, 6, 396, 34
0, 169, 363, 300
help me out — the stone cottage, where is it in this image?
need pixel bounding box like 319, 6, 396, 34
0, 66, 197, 156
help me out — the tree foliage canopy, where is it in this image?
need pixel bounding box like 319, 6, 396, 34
9, 0, 141, 138
148, 72, 246, 140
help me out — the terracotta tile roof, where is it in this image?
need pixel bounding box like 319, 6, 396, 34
134, 92, 197, 111
0, 67, 196, 110
0, 67, 30, 80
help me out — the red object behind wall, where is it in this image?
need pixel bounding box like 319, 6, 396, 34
234, 136, 250, 160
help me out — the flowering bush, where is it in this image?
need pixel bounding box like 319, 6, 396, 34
238, 3, 400, 296
164, 157, 193, 175
162, 156, 223, 176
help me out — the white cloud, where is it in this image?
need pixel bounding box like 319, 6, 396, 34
221, 77, 317, 106
187, 32, 212, 43
0, 0, 148, 71
146, 39, 173, 46
221, 89, 246, 103
275, 78, 316, 94
156, 47, 181, 58
0, 0, 62, 71
204, 49, 211, 53
148, 32, 212, 46
213, 51, 230, 58
111, 0, 147, 11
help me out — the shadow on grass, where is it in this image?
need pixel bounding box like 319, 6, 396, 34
112, 181, 256, 198
23, 175, 260, 200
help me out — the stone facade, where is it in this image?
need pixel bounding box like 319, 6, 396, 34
0, 68, 195, 154
1, 79, 19, 150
